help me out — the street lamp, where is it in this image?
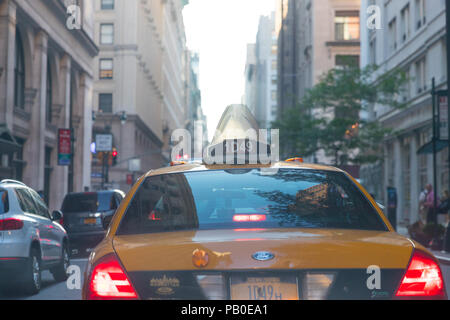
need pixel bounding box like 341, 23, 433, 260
0, 67, 3, 78
119, 111, 127, 125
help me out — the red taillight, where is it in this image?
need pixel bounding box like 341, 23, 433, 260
87, 254, 138, 300
233, 214, 267, 222
0, 218, 24, 231
395, 250, 447, 299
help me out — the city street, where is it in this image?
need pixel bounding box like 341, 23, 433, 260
2, 0, 450, 303
442, 263, 450, 298
0, 257, 449, 300
0, 257, 87, 300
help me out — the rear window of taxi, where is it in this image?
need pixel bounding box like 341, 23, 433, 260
117, 169, 388, 235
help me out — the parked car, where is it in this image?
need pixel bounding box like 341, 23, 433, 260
0, 180, 69, 295
60, 190, 125, 255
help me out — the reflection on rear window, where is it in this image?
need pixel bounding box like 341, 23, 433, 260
117, 169, 387, 235
61, 193, 116, 213
0, 190, 8, 214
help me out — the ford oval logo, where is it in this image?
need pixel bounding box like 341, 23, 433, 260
252, 251, 274, 261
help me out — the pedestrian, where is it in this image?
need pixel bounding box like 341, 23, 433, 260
438, 190, 449, 215
424, 184, 440, 224
419, 186, 428, 223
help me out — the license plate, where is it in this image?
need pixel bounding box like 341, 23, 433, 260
84, 218, 97, 225
230, 276, 299, 300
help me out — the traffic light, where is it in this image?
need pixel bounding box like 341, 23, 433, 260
112, 147, 118, 166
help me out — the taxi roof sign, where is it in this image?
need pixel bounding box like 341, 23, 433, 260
204, 104, 274, 165
210, 104, 260, 146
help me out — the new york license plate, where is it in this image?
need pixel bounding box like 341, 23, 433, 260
84, 218, 97, 225
230, 276, 299, 300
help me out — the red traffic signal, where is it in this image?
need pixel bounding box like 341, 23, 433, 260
112, 148, 118, 166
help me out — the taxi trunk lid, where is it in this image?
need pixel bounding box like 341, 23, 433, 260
112, 229, 414, 300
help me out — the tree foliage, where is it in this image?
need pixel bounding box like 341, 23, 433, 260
273, 64, 408, 166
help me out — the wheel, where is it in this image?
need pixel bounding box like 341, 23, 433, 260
51, 245, 70, 282
23, 248, 41, 295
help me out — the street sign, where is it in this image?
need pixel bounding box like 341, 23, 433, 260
95, 134, 113, 152
438, 92, 448, 139
128, 158, 141, 172
58, 129, 72, 166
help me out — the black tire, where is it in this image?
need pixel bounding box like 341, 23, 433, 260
51, 245, 70, 282
23, 247, 41, 295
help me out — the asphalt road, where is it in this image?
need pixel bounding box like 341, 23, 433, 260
0, 257, 87, 300
441, 262, 450, 298
1, 258, 449, 300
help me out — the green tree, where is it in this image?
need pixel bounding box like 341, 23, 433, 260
273, 64, 408, 166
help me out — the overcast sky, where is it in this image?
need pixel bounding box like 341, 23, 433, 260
183, 0, 276, 141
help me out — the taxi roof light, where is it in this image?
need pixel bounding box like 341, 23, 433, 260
87, 254, 138, 300
395, 250, 446, 299
285, 157, 304, 163
170, 161, 188, 167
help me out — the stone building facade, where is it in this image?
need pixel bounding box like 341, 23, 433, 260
0, 0, 97, 210
360, 0, 448, 230
91, 0, 188, 191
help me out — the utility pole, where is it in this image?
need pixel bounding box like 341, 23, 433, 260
432, 78, 438, 225
444, 0, 450, 251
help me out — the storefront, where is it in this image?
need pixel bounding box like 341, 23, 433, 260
0, 125, 21, 181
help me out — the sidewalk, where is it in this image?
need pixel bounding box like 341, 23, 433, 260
396, 225, 450, 265
431, 250, 450, 265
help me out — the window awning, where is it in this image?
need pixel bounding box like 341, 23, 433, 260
417, 139, 449, 155
0, 124, 21, 154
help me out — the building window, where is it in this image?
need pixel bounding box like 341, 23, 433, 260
334, 11, 360, 41
46, 59, 52, 123
271, 75, 277, 85
271, 90, 277, 101
335, 55, 360, 69
415, 57, 426, 94
100, 24, 114, 45
14, 29, 25, 109
99, 58, 113, 79
101, 0, 114, 10
400, 67, 411, 102
99, 93, 113, 113
415, 0, 426, 30
400, 4, 410, 43
271, 45, 277, 55
388, 18, 397, 54
369, 37, 377, 65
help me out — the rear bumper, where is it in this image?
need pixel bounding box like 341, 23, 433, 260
67, 231, 106, 248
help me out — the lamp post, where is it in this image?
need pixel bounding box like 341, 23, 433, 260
445, 0, 450, 252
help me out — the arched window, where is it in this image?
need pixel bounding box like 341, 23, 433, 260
46, 58, 52, 123
14, 29, 25, 109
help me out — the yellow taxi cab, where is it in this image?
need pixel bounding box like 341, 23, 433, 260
82, 105, 447, 300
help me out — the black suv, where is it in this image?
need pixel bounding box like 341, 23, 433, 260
60, 190, 125, 255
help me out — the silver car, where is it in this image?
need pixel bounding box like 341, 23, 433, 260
0, 180, 69, 295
